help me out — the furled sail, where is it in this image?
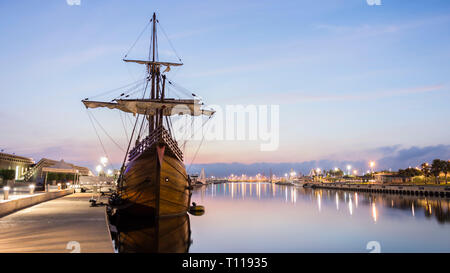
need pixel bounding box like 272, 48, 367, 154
82, 99, 215, 116
123, 59, 183, 67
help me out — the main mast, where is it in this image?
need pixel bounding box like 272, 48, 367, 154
149, 12, 157, 134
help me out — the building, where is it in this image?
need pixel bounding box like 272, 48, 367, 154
374, 172, 410, 183
0, 152, 35, 180
24, 158, 94, 185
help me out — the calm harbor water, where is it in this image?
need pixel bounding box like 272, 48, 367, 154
188, 182, 450, 253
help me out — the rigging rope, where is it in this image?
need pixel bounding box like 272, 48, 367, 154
157, 21, 183, 63
88, 111, 126, 153
119, 111, 129, 144
88, 79, 144, 100
124, 20, 151, 58
187, 116, 213, 173
86, 110, 115, 170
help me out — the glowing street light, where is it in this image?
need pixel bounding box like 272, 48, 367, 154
107, 169, 113, 176
96, 165, 103, 175
369, 161, 375, 173
346, 165, 352, 175
353, 170, 358, 176
29, 184, 35, 195
100, 156, 108, 167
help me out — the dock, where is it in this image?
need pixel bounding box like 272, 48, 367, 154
306, 182, 450, 198
0, 193, 114, 253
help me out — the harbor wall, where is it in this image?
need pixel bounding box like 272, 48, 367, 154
0, 189, 74, 217
307, 183, 450, 198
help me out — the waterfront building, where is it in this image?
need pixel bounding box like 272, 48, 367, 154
24, 158, 93, 185
0, 152, 35, 180
374, 172, 408, 183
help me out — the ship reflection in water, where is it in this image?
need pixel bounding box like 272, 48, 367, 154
111, 213, 192, 253
189, 182, 450, 253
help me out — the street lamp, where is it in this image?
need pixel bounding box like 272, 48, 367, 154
96, 165, 103, 175
369, 161, 375, 173
100, 156, 108, 167
346, 165, 352, 175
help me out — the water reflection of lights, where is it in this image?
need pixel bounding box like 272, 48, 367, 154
349, 197, 353, 215
355, 193, 359, 208
257, 183, 261, 199
285, 187, 288, 202
317, 192, 322, 212
335, 192, 339, 210
412, 203, 415, 217
231, 183, 234, 199
290, 187, 297, 204
372, 202, 377, 222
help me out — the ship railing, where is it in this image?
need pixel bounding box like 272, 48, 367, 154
160, 128, 184, 161
128, 127, 183, 162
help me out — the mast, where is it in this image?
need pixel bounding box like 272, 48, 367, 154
149, 12, 157, 134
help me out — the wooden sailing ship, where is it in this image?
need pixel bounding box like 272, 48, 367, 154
82, 13, 214, 218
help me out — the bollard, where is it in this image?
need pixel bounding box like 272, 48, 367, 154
29, 184, 35, 195
57, 183, 61, 191
3, 186, 10, 200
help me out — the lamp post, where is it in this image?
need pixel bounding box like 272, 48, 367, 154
346, 165, 352, 176
3, 186, 10, 200
29, 184, 35, 195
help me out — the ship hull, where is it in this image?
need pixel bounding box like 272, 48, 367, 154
121, 144, 191, 218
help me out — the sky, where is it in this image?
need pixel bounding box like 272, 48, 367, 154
0, 0, 449, 174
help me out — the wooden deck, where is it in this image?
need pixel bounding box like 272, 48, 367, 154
0, 193, 114, 253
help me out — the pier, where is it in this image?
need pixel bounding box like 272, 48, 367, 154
307, 182, 450, 198
0, 193, 114, 253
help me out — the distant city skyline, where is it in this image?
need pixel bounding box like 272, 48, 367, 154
1, 1, 449, 172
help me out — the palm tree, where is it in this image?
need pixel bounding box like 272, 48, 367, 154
443, 161, 449, 184
421, 162, 431, 184
431, 159, 443, 184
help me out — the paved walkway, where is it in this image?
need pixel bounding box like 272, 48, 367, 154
0, 193, 114, 253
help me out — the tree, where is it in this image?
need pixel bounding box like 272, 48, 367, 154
430, 159, 443, 184
0, 169, 15, 181
398, 168, 422, 178
442, 161, 449, 184
421, 163, 431, 184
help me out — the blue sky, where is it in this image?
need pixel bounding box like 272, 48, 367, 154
0, 0, 449, 172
